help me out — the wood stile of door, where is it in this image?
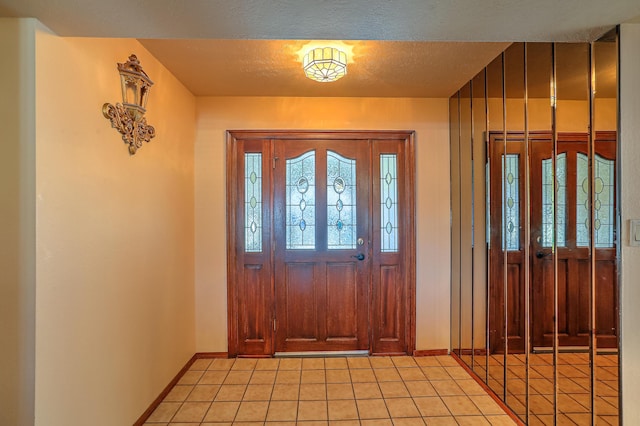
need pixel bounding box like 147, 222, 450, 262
226, 131, 416, 357
488, 131, 618, 354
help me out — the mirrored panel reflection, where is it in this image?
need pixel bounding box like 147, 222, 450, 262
449, 33, 619, 426
472, 69, 488, 379
593, 29, 620, 426
486, 52, 507, 401
450, 92, 462, 360
555, 42, 594, 425
503, 42, 528, 422
526, 42, 556, 426
459, 82, 474, 370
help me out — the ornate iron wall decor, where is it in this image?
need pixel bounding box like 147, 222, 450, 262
102, 54, 156, 155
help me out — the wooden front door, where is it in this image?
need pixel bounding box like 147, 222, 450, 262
227, 131, 415, 357
530, 134, 617, 349
273, 139, 370, 352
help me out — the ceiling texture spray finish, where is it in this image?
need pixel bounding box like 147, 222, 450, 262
138, 39, 510, 97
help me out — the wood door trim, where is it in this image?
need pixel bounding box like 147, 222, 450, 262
227, 130, 416, 141
226, 134, 239, 356
226, 130, 416, 357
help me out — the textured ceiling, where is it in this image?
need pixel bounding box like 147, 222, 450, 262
1, 0, 637, 97
138, 39, 509, 97
1, 0, 639, 41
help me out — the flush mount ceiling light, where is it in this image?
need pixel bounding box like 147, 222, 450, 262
303, 47, 347, 83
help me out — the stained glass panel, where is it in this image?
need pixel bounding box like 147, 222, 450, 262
381, 154, 398, 252
244, 153, 262, 252
595, 155, 615, 247
286, 151, 316, 249
576, 153, 615, 248
541, 153, 567, 247
502, 154, 520, 251
327, 151, 357, 249
576, 153, 589, 246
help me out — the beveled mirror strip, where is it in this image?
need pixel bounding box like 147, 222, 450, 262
523, 43, 532, 426
551, 41, 560, 425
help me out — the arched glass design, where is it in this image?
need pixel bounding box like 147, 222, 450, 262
327, 150, 357, 250
594, 155, 615, 248
577, 153, 615, 248
286, 150, 316, 249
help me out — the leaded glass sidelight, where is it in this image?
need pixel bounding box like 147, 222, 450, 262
286, 151, 316, 249
576, 153, 615, 248
541, 153, 567, 248
381, 154, 398, 252
327, 151, 357, 249
501, 154, 520, 250
244, 153, 262, 252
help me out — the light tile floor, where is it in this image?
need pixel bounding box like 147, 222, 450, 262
144, 355, 517, 425
473, 353, 618, 425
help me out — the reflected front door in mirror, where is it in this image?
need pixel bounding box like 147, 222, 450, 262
449, 35, 620, 425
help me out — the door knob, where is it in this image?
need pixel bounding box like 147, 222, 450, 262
351, 253, 365, 261
536, 250, 548, 259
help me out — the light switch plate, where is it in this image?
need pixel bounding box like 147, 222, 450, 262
630, 219, 640, 247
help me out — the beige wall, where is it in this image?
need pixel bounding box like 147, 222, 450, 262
0, 17, 37, 426
194, 96, 452, 352
34, 29, 197, 425
620, 22, 640, 425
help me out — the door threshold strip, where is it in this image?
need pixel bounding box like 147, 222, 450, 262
274, 350, 369, 358
532, 346, 619, 354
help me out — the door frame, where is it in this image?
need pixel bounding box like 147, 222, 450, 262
226, 130, 416, 357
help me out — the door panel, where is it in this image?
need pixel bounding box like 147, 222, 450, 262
326, 262, 358, 341
376, 265, 401, 340
238, 264, 270, 348
283, 262, 318, 340
274, 140, 370, 352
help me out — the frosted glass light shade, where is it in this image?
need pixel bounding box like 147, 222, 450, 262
303, 47, 347, 82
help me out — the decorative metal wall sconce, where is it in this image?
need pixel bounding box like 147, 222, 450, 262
102, 54, 156, 155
